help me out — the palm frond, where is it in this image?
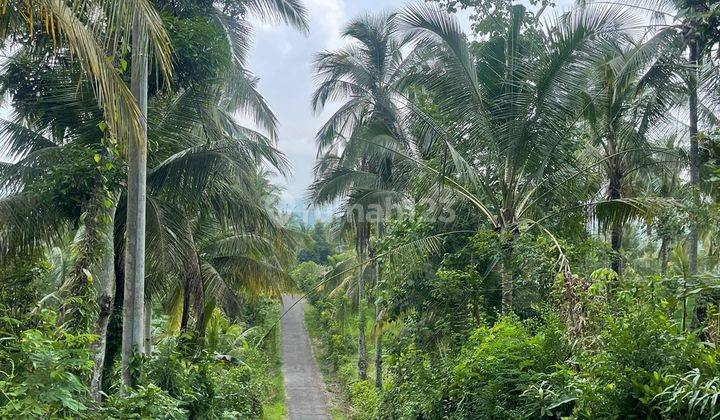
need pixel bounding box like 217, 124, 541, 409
242, 0, 309, 33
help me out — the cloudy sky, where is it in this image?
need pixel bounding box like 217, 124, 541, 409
245, 0, 575, 215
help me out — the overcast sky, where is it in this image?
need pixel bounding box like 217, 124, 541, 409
244, 0, 575, 215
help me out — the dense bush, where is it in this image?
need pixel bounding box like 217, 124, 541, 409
379, 344, 452, 419
0, 302, 283, 419
0, 310, 96, 418
306, 276, 720, 420
102, 384, 187, 419
569, 304, 700, 418
449, 315, 570, 419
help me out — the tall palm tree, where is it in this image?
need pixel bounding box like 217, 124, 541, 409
122, 7, 151, 387
610, 0, 720, 274
644, 136, 686, 275
579, 44, 682, 275
140, 88, 296, 347
120, 0, 307, 387
310, 12, 411, 382
394, 3, 636, 313
158, 195, 299, 344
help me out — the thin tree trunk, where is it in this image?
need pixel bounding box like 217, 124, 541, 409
374, 219, 384, 389
358, 279, 367, 380
195, 295, 207, 348
659, 237, 671, 275
500, 258, 512, 315
101, 246, 125, 395
144, 299, 152, 355
90, 202, 117, 401
682, 283, 688, 331
500, 230, 514, 315
610, 224, 623, 276
357, 221, 369, 381
121, 10, 149, 388
374, 331, 382, 389
182, 246, 202, 335
180, 284, 191, 332
688, 41, 700, 277
608, 174, 624, 276
688, 40, 707, 330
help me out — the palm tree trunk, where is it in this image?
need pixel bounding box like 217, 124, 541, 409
143, 299, 152, 355
195, 292, 207, 348
358, 281, 367, 380
374, 219, 384, 389
374, 331, 382, 389
688, 40, 700, 276
121, 10, 149, 388
610, 224, 623, 275
90, 202, 117, 401
659, 237, 671, 275
100, 248, 125, 395
688, 40, 707, 330
180, 284, 191, 331
608, 174, 624, 276
500, 230, 514, 315
500, 258, 512, 315
356, 221, 370, 381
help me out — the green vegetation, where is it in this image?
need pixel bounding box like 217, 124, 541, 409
1, 0, 720, 419
300, 1, 720, 419
0, 0, 307, 417
0, 300, 285, 418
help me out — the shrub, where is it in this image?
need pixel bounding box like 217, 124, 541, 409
145, 313, 277, 419
379, 344, 451, 419
210, 364, 264, 418
102, 384, 187, 419
0, 310, 96, 418
349, 380, 381, 420
450, 315, 569, 419
571, 304, 698, 418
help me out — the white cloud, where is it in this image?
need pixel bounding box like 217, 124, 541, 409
306, 0, 347, 50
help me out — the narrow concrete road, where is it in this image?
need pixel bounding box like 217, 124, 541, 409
280, 295, 330, 420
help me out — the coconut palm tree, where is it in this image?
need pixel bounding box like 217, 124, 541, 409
140, 87, 297, 346
643, 135, 687, 275
157, 195, 300, 345
120, 0, 306, 387
310, 12, 412, 382
579, 43, 683, 275
393, 3, 639, 313
607, 0, 720, 276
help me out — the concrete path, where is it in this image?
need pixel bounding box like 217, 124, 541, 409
280, 295, 330, 420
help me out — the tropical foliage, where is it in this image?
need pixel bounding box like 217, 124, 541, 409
0, 0, 306, 417
300, 1, 720, 419
1, 0, 720, 418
